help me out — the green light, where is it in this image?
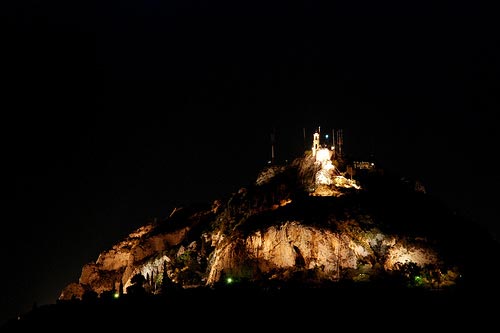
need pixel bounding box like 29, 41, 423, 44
226, 277, 233, 284
113, 293, 120, 299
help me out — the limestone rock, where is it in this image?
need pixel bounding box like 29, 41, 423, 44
59, 153, 472, 300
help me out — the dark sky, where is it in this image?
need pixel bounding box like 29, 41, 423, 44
2, 0, 499, 325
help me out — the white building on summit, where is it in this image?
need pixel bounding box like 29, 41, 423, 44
309, 127, 360, 196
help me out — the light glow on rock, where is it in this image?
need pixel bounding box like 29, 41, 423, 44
315, 148, 331, 163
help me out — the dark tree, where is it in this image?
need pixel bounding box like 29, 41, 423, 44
119, 280, 124, 296
126, 273, 147, 295
82, 289, 98, 303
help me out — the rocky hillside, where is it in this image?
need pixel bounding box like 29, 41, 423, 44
59, 150, 498, 300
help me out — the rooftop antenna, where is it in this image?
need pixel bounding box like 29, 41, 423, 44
318, 126, 321, 148
303, 127, 306, 151
270, 129, 276, 164
337, 129, 343, 156
332, 128, 336, 157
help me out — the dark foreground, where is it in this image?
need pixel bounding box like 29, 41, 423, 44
1, 285, 495, 331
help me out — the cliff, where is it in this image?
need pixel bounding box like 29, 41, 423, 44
4, 150, 499, 331
58, 151, 493, 301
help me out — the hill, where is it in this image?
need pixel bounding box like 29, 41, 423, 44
3, 146, 499, 330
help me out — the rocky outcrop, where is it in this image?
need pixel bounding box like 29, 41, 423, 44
59, 153, 468, 300
60, 222, 191, 300
206, 219, 443, 285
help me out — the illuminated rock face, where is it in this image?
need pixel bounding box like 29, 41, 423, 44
206, 221, 356, 284
60, 225, 191, 299
59, 154, 464, 300
60, 211, 444, 301
206, 220, 441, 286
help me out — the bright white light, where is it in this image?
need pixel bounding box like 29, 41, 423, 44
316, 148, 330, 162
316, 170, 332, 185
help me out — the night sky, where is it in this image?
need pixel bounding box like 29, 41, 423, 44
2, 1, 499, 325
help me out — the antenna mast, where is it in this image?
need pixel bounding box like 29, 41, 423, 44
270, 129, 276, 164
337, 129, 343, 156
303, 127, 306, 151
